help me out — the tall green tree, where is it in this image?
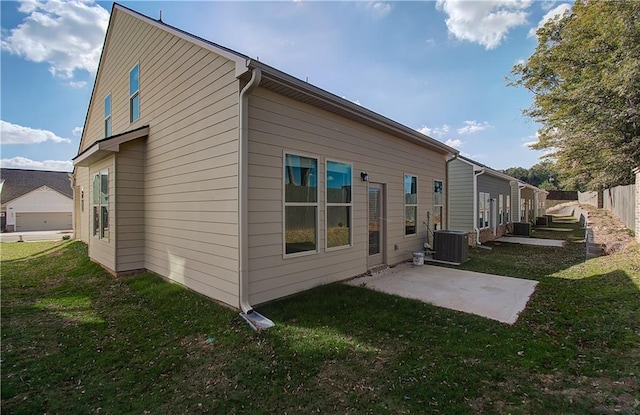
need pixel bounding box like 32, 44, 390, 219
509, 0, 640, 190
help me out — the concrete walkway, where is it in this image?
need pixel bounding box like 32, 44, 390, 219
346, 263, 538, 324
495, 236, 564, 247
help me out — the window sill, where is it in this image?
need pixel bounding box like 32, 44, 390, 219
283, 249, 318, 260
326, 244, 352, 253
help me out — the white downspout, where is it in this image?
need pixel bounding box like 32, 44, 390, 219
473, 169, 485, 245
518, 184, 525, 222
238, 67, 262, 314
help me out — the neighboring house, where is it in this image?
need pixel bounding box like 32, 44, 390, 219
71, 4, 457, 312
0, 168, 73, 232
447, 156, 546, 245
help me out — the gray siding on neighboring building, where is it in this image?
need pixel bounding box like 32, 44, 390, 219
478, 174, 511, 223
447, 158, 473, 231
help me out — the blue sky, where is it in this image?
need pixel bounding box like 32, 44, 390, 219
1, 0, 572, 172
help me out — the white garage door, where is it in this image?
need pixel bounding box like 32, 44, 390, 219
15, 212, 73, 232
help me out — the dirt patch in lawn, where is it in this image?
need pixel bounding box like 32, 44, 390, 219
550, 203, 636, 254
584, 207, 636, 254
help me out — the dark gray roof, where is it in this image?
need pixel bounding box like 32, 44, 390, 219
0, 168, 72, 204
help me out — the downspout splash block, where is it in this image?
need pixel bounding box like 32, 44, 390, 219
240, 311, 274, 331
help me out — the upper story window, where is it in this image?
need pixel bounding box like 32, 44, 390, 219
284, 153, 318, 256
326, 160, 352, 249
404, 174, 418, 235
129, 64, 140, 123
104, 94, 112, 137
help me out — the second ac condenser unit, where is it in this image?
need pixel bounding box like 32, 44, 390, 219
433, 230, 469, 264
512, 222, 532, 236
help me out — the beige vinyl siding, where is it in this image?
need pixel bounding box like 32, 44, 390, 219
77, 8, 241, 308
115, 139, 145, 272
247, 87, 447, 306
89, 156, 116, 272
74, 166, 91, 243
447, 159, 473, 231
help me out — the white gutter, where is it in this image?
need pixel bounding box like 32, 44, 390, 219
238, 67, 262, 314
473, 169, 486, 245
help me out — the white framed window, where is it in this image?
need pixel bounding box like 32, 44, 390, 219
326, 160, 352, 250
479, 192, 490, 228
104, 94, 112, 137
81, 186, 84, 212
499, 195, 504, 224
284, 153, 318, 256
433, 180, 444, 230
404, 174, 418, 236
506, 195, 511, 223
521, 198, 526, 222
129, 63, 140, 123
92, 170, 109, 240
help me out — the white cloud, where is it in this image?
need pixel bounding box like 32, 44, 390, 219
417, 124, 450, 139
457, 120, 492, 135
540, 1, 559, 11
366, 2, 392, 19
68, 81, 88, 88
72, 126, 83, 137
445, 138, 463, 148
1, 120, 71, 144
1, 0, 109, 80
0, 156, 73, 172
436, 0, 532, 49
528, 3, 571, 37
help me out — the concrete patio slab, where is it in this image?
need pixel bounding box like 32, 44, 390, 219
495, 237, 565, 247
346, 263, 538, 324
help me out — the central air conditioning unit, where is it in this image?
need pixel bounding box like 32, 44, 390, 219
433, 230, 469, 265
513, 222, 531, 236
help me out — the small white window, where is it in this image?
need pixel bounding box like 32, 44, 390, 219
499, 195, 504, 224
506, 195, 511, 223
404, 174, 418, 235
104, 94, 112, 137
129, 64, 140, 123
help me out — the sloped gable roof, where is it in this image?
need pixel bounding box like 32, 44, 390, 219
76, 3, 457, 160
0, 169, 72, 204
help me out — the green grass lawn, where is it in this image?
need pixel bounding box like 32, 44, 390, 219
2, 221, 639, 414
